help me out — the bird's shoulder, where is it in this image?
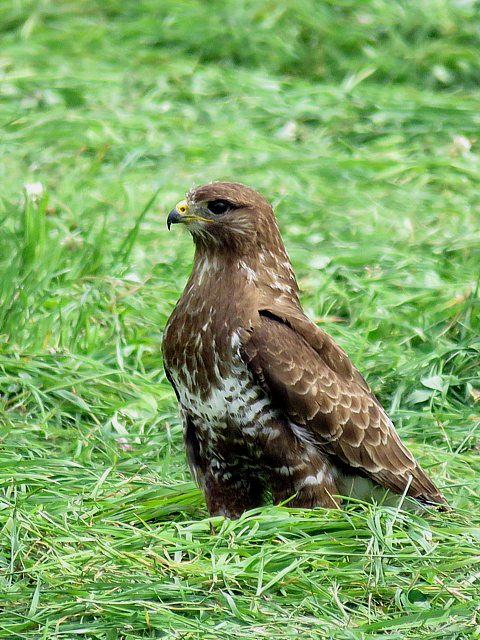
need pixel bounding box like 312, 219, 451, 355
243, 302, 371, 394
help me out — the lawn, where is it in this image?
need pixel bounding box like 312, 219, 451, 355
1, 1, 479, 638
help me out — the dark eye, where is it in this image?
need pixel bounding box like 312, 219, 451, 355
207, 200, 231, 215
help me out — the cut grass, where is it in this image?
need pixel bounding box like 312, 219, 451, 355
1, 1, 479, 638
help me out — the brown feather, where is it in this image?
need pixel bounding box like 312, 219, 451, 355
242, 312, 445, 504
163, 181, 446, 516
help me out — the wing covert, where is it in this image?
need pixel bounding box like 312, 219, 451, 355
241, 311, 444, 504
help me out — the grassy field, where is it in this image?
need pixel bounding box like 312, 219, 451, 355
1, 1, 480, 637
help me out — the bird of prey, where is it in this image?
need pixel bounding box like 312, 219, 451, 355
163, 182, 445, 518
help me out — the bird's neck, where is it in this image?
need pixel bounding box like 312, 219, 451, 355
191, 234, 301, 313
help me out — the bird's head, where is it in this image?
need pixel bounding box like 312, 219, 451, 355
167, 182, 277, 254
167, 181, 299, 302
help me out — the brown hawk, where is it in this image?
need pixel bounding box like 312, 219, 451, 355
163, 182, 446, 518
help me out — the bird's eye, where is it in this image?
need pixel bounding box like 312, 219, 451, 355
207, 200, 231, 215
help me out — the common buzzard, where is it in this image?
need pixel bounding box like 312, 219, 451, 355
163, 182, 445, 517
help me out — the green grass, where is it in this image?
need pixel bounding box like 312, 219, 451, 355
1, 0, 479, 637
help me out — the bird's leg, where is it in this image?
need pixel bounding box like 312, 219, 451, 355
261, 425, 341, 509
269, 459, 341, 509
203, 458, 266, 519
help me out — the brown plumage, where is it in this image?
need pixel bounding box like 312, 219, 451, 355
163, 182, 446, 517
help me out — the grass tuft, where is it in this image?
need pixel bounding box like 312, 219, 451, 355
1, 0, 479, 637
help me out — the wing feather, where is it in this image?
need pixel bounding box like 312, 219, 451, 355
242, 311, 445, 505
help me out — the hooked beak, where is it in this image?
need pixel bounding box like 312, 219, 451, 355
167, 200, 188, 230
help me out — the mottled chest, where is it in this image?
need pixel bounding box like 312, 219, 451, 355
168, 348, 277, 444
163, 253, 279, 448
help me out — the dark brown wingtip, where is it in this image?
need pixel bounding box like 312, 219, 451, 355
423, 492, 450, 511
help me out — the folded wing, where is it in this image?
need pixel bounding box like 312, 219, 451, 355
241, 310, 445, 505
